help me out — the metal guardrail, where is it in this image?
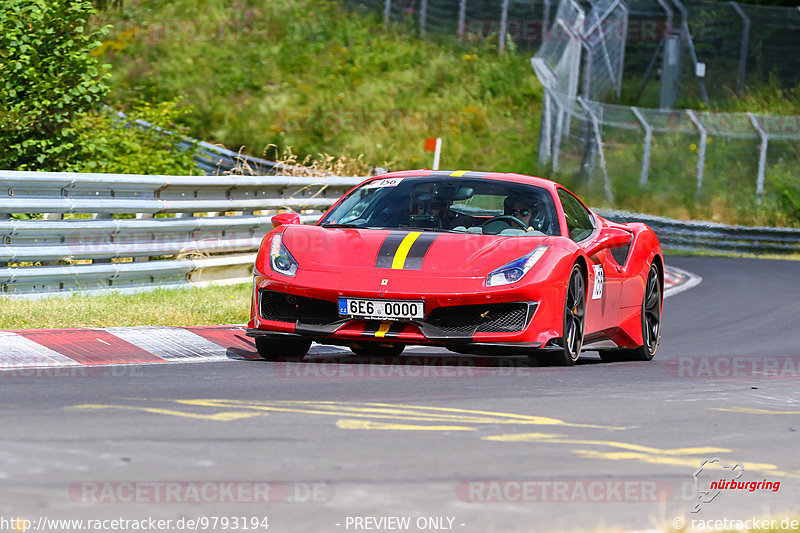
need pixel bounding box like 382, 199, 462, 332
599, 210, 800, 255
0, 171, 363, 298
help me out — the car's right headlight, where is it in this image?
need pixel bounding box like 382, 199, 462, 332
269, 233, 298, 277
486, 245, 549, 287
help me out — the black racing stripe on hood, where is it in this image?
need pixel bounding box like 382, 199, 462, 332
375, 231, 409, 269
402, 232, 438, 270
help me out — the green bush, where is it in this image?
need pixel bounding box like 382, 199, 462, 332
0, 0, 110, 170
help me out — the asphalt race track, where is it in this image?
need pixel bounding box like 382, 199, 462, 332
1, 255, 798, 533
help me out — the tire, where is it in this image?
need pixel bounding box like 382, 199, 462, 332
545, 264, 586, 366
599, 263, 662, 362
350, 343, 405, 357
255, 336, 312, 361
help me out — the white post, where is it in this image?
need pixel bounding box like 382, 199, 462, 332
686, 109, 707, 194
747, 112, 768, 202
432, 138, 442, 170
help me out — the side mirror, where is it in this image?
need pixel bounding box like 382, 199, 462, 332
584, 227, 631, 257
271, 212, 301, 228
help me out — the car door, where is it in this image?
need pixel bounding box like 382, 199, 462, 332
557, 189, 622, 331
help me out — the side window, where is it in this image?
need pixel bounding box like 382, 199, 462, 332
558, 189, 595, 242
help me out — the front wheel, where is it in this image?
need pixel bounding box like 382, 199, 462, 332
255, 336, 312, 361
545, 264, 586, 366
600, 263, 662, 362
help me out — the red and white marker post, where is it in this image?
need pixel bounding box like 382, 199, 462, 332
424, 137, 442, 170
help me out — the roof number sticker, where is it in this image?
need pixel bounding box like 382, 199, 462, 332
365, 177, 404, 189
592, 264, 604, 300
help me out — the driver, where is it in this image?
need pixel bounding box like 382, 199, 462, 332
429, 197, 452, 229
503, 195, 537, 231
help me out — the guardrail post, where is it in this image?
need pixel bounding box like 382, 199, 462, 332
91, 213, 113, 264
0, 213, 6, 268
419, 0, 428, 36
384, 0, 391, 26
747, 112, 768, 203
686, 109, 707, 195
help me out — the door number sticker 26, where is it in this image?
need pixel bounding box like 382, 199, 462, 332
592, 264, 604, 300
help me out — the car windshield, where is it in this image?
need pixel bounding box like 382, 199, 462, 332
319, 176, 560, 236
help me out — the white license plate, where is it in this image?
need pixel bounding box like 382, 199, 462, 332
338, 298, 424, 320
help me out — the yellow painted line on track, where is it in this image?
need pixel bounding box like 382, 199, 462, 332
571, 449, 793, 476
173, 399, 624, 429
67, 404, 263, 421
336, 419, 476, 431
391, 232, 422, 269
483, 432, 800, 478
709, 407, 800, 415
483, 433, 726, 456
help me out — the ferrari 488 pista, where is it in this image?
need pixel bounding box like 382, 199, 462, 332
247, 170, 663, 366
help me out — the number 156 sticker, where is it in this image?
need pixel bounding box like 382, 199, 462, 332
592, 264, 604, 300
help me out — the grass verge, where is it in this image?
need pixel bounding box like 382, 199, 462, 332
0, 283, 251, 330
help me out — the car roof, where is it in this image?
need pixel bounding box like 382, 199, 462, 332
371, 170, 562, 193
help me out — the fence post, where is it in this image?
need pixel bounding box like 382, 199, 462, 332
499, 0, 510, 54
419, 0, 428, 36
542, 0, 551, 41
384, 0, 391, 26
552, 109, 565, 173
458, 0, 467, 42
578, 98, 614, 204
538, 89, 553, 166
686, 110, 707, 195
729, 2, 750, 97
747, 113, 768, 203
631, 107, 653, 187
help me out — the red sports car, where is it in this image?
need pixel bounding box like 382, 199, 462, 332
246, 170, 663, 366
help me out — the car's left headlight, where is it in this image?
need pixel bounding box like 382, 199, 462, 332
486, 245, 549, 287
270, 233, 298, 277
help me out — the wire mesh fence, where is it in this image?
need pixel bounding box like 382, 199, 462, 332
532, 0, 800, 214
544, 97, 800, 204
346, 0, 800, 104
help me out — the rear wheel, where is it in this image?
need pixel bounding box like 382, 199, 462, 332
255, 336, 312, 361
350, 343, 405, 357
545, 264, 586, 366
600, 263, 662, 362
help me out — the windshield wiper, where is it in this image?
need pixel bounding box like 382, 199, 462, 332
320, 223, 365, 229
399, 227, 464, 234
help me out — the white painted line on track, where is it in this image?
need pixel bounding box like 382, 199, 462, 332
664, 266, 703, 298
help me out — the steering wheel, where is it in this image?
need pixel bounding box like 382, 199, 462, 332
480, 215, 528, 235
